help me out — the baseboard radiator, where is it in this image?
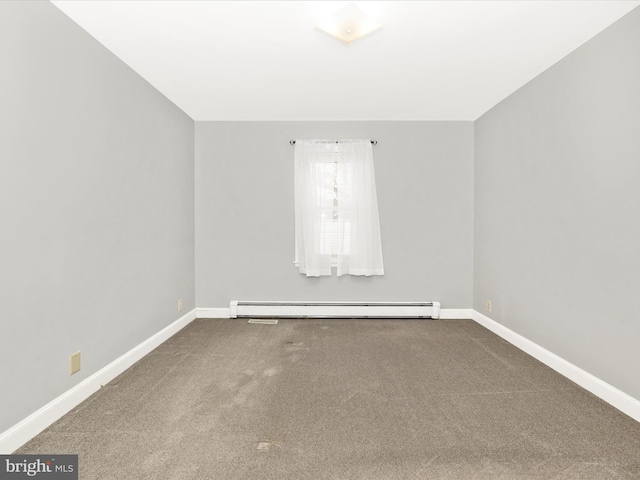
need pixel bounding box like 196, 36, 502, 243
229, 301, 440, 319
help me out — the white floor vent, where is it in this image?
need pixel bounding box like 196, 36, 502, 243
247, 319, 279, 325
230, 301, 440, 319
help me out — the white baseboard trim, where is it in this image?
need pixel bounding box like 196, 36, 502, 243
196, 307, 230, 319
439, 308, 474, 319
472, 310, 640, 423
0, 309, 197, 454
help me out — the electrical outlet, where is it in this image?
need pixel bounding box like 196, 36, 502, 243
178, 298, 183, 312
486, 300, 492, 313
69, 351, 81, 375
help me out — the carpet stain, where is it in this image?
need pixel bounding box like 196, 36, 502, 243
263, 367, 281, 377
256, 441, 271, 452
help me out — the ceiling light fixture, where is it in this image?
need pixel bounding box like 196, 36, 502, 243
316, 2, 382, 45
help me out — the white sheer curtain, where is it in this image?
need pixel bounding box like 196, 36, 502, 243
294, 139, 384, 277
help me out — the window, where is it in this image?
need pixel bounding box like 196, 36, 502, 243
293, 139, 384, 277
316, 158, 352, 260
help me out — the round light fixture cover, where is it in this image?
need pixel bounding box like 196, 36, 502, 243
316, 2, 383, 45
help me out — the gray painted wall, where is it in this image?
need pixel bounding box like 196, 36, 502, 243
0, 1, 195, 433
474, 7, 640, 399
195, 121, 474, 308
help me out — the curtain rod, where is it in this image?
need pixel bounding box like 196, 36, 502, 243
289, 140, 377, 145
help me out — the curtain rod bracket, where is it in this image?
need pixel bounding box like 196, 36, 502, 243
290, 140, 377, 145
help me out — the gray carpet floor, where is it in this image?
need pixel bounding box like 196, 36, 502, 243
18, 319, 640, 479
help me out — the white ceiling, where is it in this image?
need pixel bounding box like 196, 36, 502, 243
51, 1, 639, 121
